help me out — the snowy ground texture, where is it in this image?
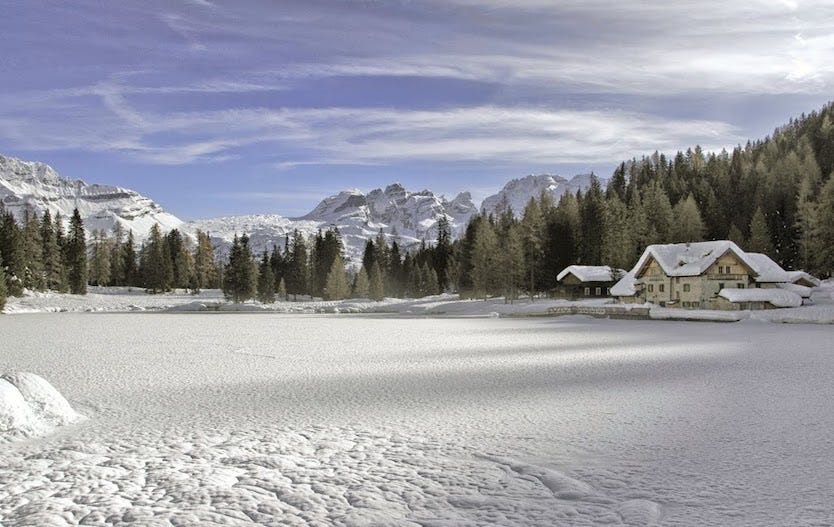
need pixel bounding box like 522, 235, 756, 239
4, 281, 834, 323
2, 314, 834, 526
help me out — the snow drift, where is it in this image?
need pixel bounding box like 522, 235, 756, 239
0, 372, 82, 442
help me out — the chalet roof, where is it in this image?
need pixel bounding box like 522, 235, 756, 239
744, 253, 792, 283
610, 269, 638, 297
719, 287, 802, 308
557, 265, 624, 283
633, 240, 746, 278
631, 241, 791, 283
785, 270, 821, 287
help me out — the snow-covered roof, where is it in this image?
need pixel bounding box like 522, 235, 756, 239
633, 241, 746, 277
785, 270, 821, 287
777, 282, 813, 298
631, 241, 791, 283
610, 269, 638, 297
557, 265, 624, 283
718, 288, 802, 308
744, 253, 792, 283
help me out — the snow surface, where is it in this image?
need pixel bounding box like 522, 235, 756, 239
0, 373, 82, 442
2, 314, 834, 525
6, 283, 834, 323
719, 287, 803, 308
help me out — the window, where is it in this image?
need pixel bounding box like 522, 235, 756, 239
683, 283, 691, 292
683, 301, 690, 308
737, 283, 745, 289
648, 284, 654, 293
595, 287, 601, 296
659, 284, 665, 293
692, 301, 700, 308
584, 287, 590, 296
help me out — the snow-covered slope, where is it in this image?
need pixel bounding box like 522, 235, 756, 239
0, 154, 181, 239
187, 184, 478, 265
2, 152, 601, 261
481, 174, 600, 217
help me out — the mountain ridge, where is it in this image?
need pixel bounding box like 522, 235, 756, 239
1, 153, 600, 264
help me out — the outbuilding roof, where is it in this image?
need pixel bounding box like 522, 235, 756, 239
785, 270, 821, 287
610, 269, 638, 297
557, 265, 624, 283
718, 288, 802, 308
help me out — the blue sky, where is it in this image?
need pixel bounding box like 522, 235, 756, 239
1, 0, 833, 219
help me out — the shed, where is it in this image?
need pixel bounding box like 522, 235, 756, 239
556, 265, 624, 299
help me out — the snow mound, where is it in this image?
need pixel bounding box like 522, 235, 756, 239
719, 288, 803, 308
0, 373, 82, 442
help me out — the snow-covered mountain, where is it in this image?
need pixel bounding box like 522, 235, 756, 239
187, 184, 478, 265
2, 152, 603, 264
0, 154, 181, 239
481, 174, 599, 218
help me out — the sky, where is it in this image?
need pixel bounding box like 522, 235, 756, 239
1, 1, 833, 220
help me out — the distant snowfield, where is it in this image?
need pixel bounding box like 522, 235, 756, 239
5, 283, 834, 324
2, 313, 834, 525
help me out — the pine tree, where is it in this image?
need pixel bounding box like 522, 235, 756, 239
40, 210, 65, 291
748, 207, 774, 255
424, 263, 440, 296
140, 224, 172, 293
642, 181, 674, 243
256, 251, 276, 303
727, 224, 746, 248
324, 254, 350, 300
193, 230, 216, 290
496, 221, 524, 303
0, 253, 7, 312
812, 175, 834, 277
89, 229, 112, 286
433, 216, 452, 291
286, 230, 308, 300
223, 234, 257, 302
109, 223, 125, 286
472, 217, 499, 300
353, 266, 370, 298
579, 176, 605, 265
368, 261, 385, 301
520, 197, 545, 298
53, 213, 69, 292
277, 277, 287, 301
65, 208, 88, 294
21, 210, 45, 291
122, 230, 138, 287
601, 195, 632, 270
0, 206, 24, 296
670, 194, 705, 243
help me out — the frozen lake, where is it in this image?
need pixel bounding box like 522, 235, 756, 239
1, 314, 833, 526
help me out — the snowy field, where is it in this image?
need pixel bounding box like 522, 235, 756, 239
5, 282, 834, 324
2, 314, 834, 526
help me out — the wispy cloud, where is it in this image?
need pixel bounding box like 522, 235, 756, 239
0, 78, 742, 166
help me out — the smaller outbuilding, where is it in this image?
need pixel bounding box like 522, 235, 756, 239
785, 270, 821, 288
556, 265, 625, 300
